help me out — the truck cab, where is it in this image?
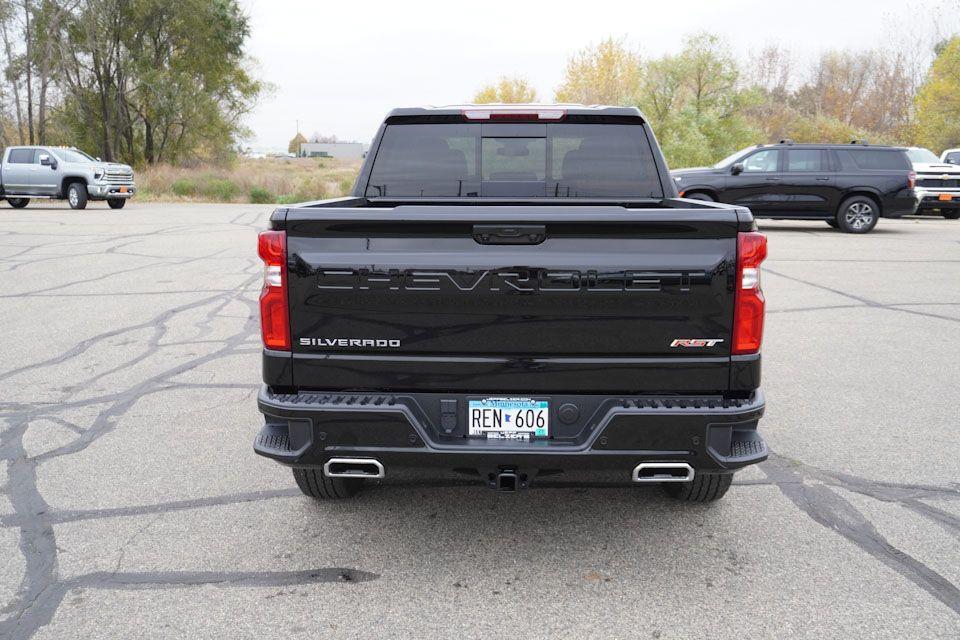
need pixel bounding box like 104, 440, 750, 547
1, 145, 136, 210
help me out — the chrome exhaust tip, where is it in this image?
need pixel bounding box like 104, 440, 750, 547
632, 462, 695, 483
323, 458, 385, 479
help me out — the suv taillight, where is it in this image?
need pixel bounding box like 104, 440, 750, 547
908, 170, 916, 189
732, 232, 768, 355
257, 230, 290, 351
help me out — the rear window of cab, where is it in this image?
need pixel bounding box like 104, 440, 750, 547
365, 122, 664, 199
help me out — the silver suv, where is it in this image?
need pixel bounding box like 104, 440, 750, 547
1, 146, 136, 210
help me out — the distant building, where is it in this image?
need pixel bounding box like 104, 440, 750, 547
299, 141, 367, 160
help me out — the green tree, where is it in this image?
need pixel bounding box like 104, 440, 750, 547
915, 37, 960, 151
635, 34, 759, 169
473, 76, 537, 103
47, 0, 263, 164
554, 37, 642, 105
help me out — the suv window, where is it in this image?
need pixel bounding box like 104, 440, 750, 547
835, 148, 910, 171
742, 149, 779, 172
943, 151, 960, 165
786, 149, 825, 172
366, 122, 663, 198
8, 148, 37, 163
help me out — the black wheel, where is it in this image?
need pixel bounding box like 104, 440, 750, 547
662, 472, 733, 502
685, 192, 715, 202
107, 198, 126, 209
67, 182, 88, 210
7, 198, 29, 208
836, 196, 879, 233
292, 468, 363, 500
825, 219, 839, 228
943, 210, 960, 220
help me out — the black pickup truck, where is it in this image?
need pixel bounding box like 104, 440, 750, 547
254, 105, 768, 503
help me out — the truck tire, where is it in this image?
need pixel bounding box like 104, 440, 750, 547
835, 196, 878, 233
662, 472, 733, 502
943, 210, 960, 220
107, 198, 126, 209
292, 468, 363, 500
7, 198, 29, 208
685, 192, 714, 202
67, 182, 88, 210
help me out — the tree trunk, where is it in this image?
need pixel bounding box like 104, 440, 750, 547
144, 120, 154, 163
23, 0, 34, 144
1, 21, 26, 144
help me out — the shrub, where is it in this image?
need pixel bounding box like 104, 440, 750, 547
249, 186, 274, 204
201, 178, 239, 201
291, 175, 330, 202
171, 178, 196, 197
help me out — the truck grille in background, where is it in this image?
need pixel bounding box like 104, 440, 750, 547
104, 170, 134, 185
918, 177, 960, 188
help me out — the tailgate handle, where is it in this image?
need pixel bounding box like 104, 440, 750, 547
473, 224, 546, 245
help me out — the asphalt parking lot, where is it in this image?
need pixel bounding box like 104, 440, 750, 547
0, 202, 958, 639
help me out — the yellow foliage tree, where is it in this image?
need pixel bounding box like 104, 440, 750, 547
915, 37, 960, 152
288, 132, 307, 155
554, 38, 643, 105
472, 76, 538, 103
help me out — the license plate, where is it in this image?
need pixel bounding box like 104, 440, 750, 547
119, 186, 128, 193
468, 398, 548, 439
939, 193, 953, 201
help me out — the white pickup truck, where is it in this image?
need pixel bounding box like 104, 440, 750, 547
906, 147, 960, 219
0, 145, 135, 210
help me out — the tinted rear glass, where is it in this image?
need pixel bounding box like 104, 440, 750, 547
836, 149, 910, 171
365, 122, 663, 198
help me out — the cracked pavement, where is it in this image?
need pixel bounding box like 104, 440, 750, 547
0, 203, 958, 639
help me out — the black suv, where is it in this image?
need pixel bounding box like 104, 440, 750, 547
671, 142, 917, 233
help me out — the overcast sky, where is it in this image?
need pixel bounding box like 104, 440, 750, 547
239, 0, 960, 149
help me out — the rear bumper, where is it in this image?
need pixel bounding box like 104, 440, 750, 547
254, 386, 767, 481
882, 190, 918, 218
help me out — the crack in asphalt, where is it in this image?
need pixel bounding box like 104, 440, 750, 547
0, 210, 377, 639
0, 212, 957, 638
763, 454, 960, 615
765, 267, 960, 324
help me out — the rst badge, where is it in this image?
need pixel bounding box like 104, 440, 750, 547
670, 338, 724, 348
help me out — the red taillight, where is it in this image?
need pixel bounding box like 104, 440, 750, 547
257, 230, 290, 351
732, 231, 768, 355
908, 170, 916, 189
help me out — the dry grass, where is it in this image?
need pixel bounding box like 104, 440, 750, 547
137, 157, 362, 204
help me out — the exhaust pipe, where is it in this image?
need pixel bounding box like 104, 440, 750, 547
323, 458, 385, 479
632, 462, 695, 483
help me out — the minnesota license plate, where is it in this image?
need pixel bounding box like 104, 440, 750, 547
468, 398, 549, 439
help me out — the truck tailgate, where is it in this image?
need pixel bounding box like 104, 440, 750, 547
282, 205, 742, 394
